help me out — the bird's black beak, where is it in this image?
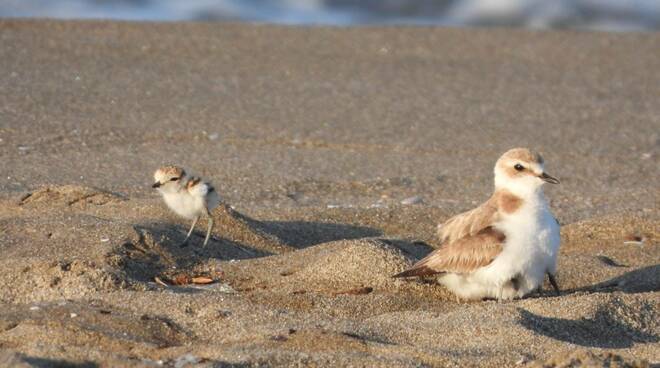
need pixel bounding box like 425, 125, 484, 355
152, 182, 161, 188
540, 172, 560, 184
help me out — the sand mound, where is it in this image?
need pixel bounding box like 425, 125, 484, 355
209, 204, 393, 255
518, 295, 658, 349
0, 301, 188, 363
222, 237, 429, 295
106, 222, 276, 286
529, 349, 650, 367
18, 185, 125, 208
0, 350, 33, 368
292, 238, 414, 289
0, 260, 126, 304
0, 213, 137, 303
211, 204, 291, 254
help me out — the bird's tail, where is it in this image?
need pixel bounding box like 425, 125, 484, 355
392, 265, 438, 278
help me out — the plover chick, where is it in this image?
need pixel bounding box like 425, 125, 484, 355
394, 148, 561, 301
152, 166, 221, 247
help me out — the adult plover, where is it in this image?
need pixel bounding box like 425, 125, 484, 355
152, 166, 221, 247
394, 148, 561, 300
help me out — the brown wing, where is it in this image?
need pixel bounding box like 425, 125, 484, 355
437, 195, 499, 244
393, 227, 505, 278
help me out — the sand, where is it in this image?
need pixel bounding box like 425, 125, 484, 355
0, 20, 658, 367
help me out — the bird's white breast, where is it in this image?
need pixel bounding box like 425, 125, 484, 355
162, 190, 206, 220
492, 199, 558, 282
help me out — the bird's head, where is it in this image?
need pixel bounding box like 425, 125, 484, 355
152, 165, 185, 193
494, 148, 559, 196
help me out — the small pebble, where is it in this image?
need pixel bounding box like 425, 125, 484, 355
100, 237, 110, 242
208, 133, 219, 140
401, 195, 423, 205
70, 313, 77, 318
217, 310, 232, 318
623, 234, 645, 246
174, 353, 199, 368
29, 306, 40, 311
515, 357, 529, 365
141, 359, 164, 366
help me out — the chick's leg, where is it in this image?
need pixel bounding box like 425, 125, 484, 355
203, 213, 214, 247
181, 215, 200, 247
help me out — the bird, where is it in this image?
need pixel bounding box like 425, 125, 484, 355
394, 148, 561, 301
152, 166, 221, 247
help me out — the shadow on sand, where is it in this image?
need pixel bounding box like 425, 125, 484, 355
518, 264, 660, 348
520, 264, 660, 301
260, 220, 382, 249
21, 356, 98, 368
113, 205, 386, 287
114, 222, 271, 284
517, 303, 658, 348
582, 264, 660, 294
211, 203, 383, 249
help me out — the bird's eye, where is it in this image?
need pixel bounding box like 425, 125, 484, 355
514, 164, 524, 171
170, 177, 178, 181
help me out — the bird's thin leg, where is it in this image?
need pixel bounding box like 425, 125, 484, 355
496, 286, 503, 303
181, 216, 200, 247
547, 273, 560, 295
203, 213, 214, 247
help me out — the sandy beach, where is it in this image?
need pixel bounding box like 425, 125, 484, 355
0, 20, 658, 367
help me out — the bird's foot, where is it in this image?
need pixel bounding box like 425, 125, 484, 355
547, 273, 561, 296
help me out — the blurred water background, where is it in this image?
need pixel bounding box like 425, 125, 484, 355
1, 0, 659, 31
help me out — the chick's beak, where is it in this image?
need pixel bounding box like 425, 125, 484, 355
152, 182, 161, 188
540, 172, 560, 184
